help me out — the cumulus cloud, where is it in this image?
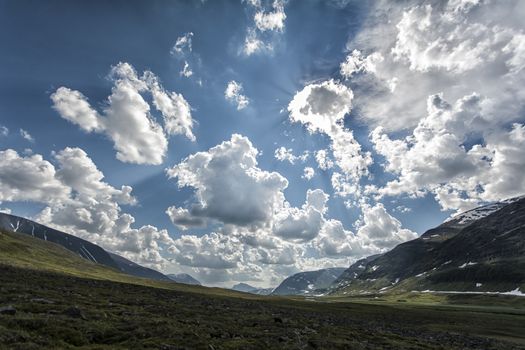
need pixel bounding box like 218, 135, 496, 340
302, 166, 315, 180
167, 134, 287, 228
314, 149, 334, 170
370, 92, 525, 213
274, 147, 309, 164
242, 0, 287, 56
327, 0, 525, 213
340, 50, 383, 79
0, 147, 172, 269
171, 32, 193, 55
0, 149, 70, 203
144, 71, 196, 141
224, 80, 249, 110
288, 79, 372, 195
254, 1, 286, 32
345, 0, 525, 131
164, 134, 415, 286
356, 203, 417, 249
273, 189, 327, 242
0, 126, 9, 137
51, 62, 195, 165
51, 88, 104, 132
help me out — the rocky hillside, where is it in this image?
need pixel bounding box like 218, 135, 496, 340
330, 196, 525, 295
272, 268, 346, 295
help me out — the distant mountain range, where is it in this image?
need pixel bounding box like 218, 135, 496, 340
2, 195, 524, 296
330, 196, 525, 296
0, 213, 200, 286
167, 273, 201, 285
272, 268, 346, 295
231, 283, 273, 295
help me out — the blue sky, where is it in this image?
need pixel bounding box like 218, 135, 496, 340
1, 0, 524, 287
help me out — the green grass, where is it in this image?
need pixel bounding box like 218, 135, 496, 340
1, 231, 525, 349
0, 230, 255, 299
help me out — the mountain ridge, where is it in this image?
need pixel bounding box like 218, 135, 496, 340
330, 196, 525, 295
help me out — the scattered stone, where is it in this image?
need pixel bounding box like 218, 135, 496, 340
31, 298, 54, 304
0, 305, 16, 315
63, 306, 86, 320
273, 317, 283, 324
278, 336, 289, 342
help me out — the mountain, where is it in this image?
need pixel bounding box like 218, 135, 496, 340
0, 229, 168, 287
167, 273, 201, 285
232, 282, 258, 293
332, 254, 382, 289
330, 196, 525, 295
109, 252, 171, 282
231, 283, 273, 295
0, 213, 171, 282
272, 268, 346, 295
0, 213, 119, 269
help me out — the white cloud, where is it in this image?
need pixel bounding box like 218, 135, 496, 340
51, 62, 196, 165
171, 32, 193, 55
180, 61, 193, 77
254, 2, 286, 32
370, 92, 525, 213
19, 129, 34, 143
224, 80, 249, 110
340, 50, 383, 79
356, 203, 417, 249
144, 71, 196, 141
169, 232, 242, 269
0, 149, 70, 203
314, 149, 334, 170
273, 189, 327, 242
242, 28, 272, 56
0, 126, 9, 137
274, 147, 309, 164
312, 201, 416, 259
167, 134, 287, 228
302, 167, 315, 181
51, 87, 104, 132
0, 147, 172, 269
344, 0, 525, 132
288, 79, 372, 195
164, 134, 416, 286
242, 0, 286, 56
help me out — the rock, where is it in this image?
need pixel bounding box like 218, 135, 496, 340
0, 305, 16, 315
31, 298, 55, 304
63, 306, 86, 320
273, 317, 283, 324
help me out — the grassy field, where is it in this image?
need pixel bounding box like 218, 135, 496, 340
1, 231, 524, 349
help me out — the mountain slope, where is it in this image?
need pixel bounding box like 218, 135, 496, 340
167, 273, 201, 285
0, 229, 162, 286
272, 268, 346, 295
108, 252, 172, 282
0, 212, 119, 269
0, 213, 170, 282
330, 196, 525, 295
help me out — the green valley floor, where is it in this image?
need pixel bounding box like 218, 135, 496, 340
1, 264, 524, 350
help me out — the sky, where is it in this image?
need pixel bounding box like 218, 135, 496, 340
1, 0, 524, 287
